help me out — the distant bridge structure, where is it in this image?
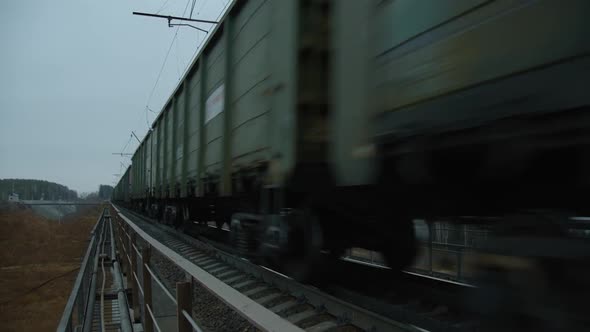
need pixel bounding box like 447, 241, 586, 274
20, 200, 104, 206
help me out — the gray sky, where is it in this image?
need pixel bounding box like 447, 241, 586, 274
0, 0, 230, 194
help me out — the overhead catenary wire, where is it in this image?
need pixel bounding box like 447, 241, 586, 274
145, 106, 158, 129
145, 106, 151, 128
120, 134, 133, 155
145, 33, 178, 111
155, 0, 171, 14
144, 0, 192, 128
141, 0, 228, 135
137, 0, 171, 131
189, 0, 197, 19
131, 131, 141, 144
175, 31, 182, 80
196, 0, 209, 16
182, 0, 231, 75
144, 31, 176, 129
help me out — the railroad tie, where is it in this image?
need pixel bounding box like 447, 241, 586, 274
287, 309, 317, 324
269, 300, 298, 313
305, 320, 338, 332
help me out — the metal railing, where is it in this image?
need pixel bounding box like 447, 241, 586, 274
111, 205, 302, 332
57, 208, 107, 332
113, 216, 199, 332
410, 222, 490, 281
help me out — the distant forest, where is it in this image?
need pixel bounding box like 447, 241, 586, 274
0, 179, 77, 201
98, 185, 113, 200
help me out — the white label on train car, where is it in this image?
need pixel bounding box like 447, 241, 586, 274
205, 84, 224, 123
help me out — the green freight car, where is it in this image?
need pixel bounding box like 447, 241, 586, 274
113, 166, 131, 204
116, 0, 590, 279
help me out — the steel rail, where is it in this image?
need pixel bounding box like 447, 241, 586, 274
198, 239, 419, 332
146, 264, 177, 304
133, 244, 143, 260
100, 252, 107, 332
146, 304, 163, 332
110, 217, 133, 332
57, 212, 102, 331
113, 206, 304, 332
182, 310, 203, 332
133, 272, 144, 297
116, 206, 422, 332
100, 220, 109, 332
83, 216, 105, 332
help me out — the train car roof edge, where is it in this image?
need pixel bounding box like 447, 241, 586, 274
135, 0, 238, 150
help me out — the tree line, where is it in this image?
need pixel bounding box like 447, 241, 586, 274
82, 185, 114, 201
0, 179, 115, 202
0, 179, 78, 201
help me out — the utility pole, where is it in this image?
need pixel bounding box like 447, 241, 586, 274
132, 11, 218, 32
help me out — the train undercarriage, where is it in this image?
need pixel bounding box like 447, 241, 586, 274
124, 104, 590, 283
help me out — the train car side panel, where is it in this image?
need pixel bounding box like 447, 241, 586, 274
186, 65, 202, 188
229, 0, 272, 170
203, 34, 227, 184
373, 0, 590, 132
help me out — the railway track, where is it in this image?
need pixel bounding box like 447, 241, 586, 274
188, 218, 481, 331
114, 205, 419, 332
319, 260, 479, 332
195, 225, 481, 331
114, 206, 481, 332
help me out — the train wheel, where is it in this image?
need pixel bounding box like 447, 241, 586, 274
230, 214, 260, 256
180, 205, 191, 233
279, 210, 324, 282
173, 204, 184, 230
215, 219, 225, 231
380, 218, 417, 271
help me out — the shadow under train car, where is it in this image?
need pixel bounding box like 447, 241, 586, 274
343, 215, 590, 331
462, 215, 590, 331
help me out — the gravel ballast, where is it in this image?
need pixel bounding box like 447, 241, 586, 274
150, 248, 258, 332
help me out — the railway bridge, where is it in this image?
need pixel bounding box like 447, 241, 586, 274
20, 200, 103, 206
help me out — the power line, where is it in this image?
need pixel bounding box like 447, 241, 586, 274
189, 0, 197, 19
155, 0, 171, 14
131, 131, 141, 144
144, 27, 179, 129
182, 0, 231, 75
145, 106, 151, 128
145, 32, 178, 109
144, 0, 228, 129
197, 0, 209, 16
121, 134, 133, 154
144, 0, 192, 115
175, 32, 182, 79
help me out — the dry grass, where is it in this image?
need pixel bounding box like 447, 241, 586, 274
0, 205, 103, 332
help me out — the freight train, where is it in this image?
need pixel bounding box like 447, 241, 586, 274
113, 0, 590, 280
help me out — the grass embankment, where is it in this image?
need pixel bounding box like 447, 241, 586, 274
0, 204, 102, 331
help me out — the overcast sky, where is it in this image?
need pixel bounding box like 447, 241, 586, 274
0, 0, 230, 194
